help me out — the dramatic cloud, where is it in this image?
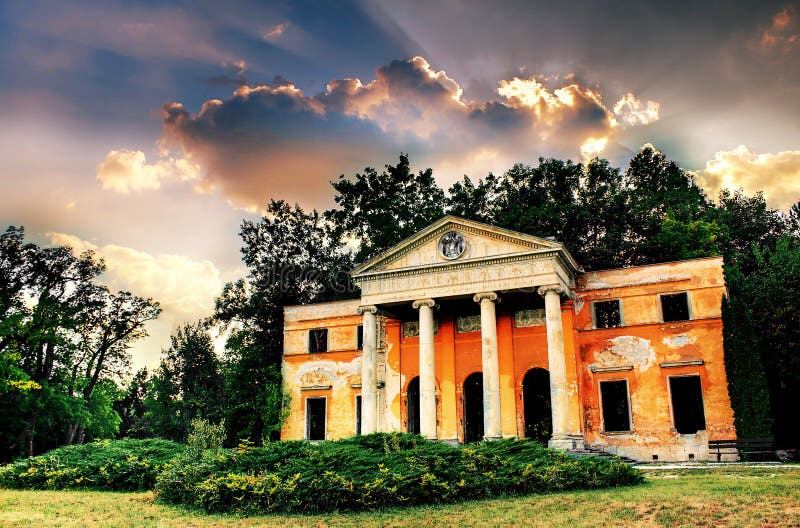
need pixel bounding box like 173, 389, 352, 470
697, 145, 800, 210
613, 94, 660, 126
46, 232, 225, 368
580, 137, 610, 162
46, 232, 222, 319
96, 149, 201, 193
755, 6, 799, 55
150, 56, 658, 210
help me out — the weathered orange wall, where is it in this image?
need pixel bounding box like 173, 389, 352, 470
574, 258, 736, 460
282, 301, 363, 441
282, 258, 736, 461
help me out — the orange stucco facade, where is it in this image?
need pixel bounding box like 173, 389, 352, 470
282, 218, 736, 462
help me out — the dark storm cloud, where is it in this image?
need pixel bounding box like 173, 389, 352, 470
468, 102, 528, 130
366, 0, 800, 165
156, 57, 656, 210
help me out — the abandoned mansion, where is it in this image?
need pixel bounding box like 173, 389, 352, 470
281, 216, 736, 462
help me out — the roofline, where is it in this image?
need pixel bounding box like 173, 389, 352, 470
350, 214, 580, 276
583, 255, 724, 275
283, 297, 362, 312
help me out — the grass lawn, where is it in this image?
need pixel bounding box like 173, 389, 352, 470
1, 466, 798, 527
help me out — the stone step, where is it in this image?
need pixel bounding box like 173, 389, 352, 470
568, 446, 638, 464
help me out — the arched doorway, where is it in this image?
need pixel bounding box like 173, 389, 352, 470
406, 377, 421, 435
523, 368, 552, 444
463, 372, 484, 442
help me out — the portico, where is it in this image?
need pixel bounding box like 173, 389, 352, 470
282, 216, 735, 462
351, 216, 584, 449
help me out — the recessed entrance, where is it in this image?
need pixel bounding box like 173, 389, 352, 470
522, 368, 552, 444
406, 376, 421, 435
306, 397, 326, 441
463, 372, 484, 443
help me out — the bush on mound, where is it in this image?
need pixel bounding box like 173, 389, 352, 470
155, 433, 643, 514
0, 438, 183, 491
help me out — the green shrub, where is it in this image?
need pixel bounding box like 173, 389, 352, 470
0, 438, 183, 491
155, 433, 643, 514
185, 418, 226, 459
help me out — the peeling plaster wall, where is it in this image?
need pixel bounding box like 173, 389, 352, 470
577, 257, 735, 462
282, 300, 363, 441
282, 257, 735, 462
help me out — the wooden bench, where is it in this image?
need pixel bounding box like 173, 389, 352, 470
708, 438, 774, 462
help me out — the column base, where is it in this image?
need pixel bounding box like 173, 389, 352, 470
483, 435, 503, 442
548, 434, 585, 451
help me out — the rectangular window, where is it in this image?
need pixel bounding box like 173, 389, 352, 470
670, 376, 706, 434
357, 325, 364, 350
308, 329, 328, 353
594, 300, 622, 328
600, 380, 631, 432
661, 292, 690, 322
355, 395, 362, 435
306, 397, 326, 440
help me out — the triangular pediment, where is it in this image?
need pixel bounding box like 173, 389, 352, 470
351, 216, 576, 277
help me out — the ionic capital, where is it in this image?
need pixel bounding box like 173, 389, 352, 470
537, 284, 564, 297
412, 298, 436, 310
473, 291, 499, 303
356, 305, 378, 315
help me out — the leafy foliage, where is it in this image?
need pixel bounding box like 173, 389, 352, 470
0, 438, 182, 491
326, 154, 446, 262
155, 433, 642, 514
145, 323, 224, 442
0, 227, 160, 461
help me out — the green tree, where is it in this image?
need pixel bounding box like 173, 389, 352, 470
624, 145, 713, 265
326, 153, 446, 261
721, 266, 774, 439
212, 201, 342, 443
0, 227, 159, 459
742, 237, 800, 446
146, 323, 223, 442
446, 173, 502, 224
114, 367, 151, 439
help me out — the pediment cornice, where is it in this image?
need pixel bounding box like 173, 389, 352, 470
351, 215, 578, 279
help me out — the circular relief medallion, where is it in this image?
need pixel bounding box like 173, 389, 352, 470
438, 231, 466, 260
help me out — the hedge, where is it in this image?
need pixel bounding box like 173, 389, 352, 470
0, 438, 183, 491
155, 433, 643, 514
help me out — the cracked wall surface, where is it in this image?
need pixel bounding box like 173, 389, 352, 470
282, 256, 735, 462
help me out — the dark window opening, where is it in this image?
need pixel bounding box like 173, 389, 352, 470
357, 325, 364, 350
600, 380, 631, 432
355, 395, 362, 435
309, 329, 328, 353
407, 377, 420, 435
463, 372, 484, 443
594, 300, 622, 328
662, 292, 690, 322
670, 376, 706, 434
522, 368, 552, 444
306, 398, 326, 440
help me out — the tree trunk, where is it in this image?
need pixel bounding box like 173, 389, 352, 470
64, 422, 77, 446
76, 427, 86, 445
25, 415, 36, 457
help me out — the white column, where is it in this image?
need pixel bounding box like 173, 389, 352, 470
538, 284, 578, 450
413, 298, 437, 440
357, 305, 378, 435
474, 292, 501, 441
